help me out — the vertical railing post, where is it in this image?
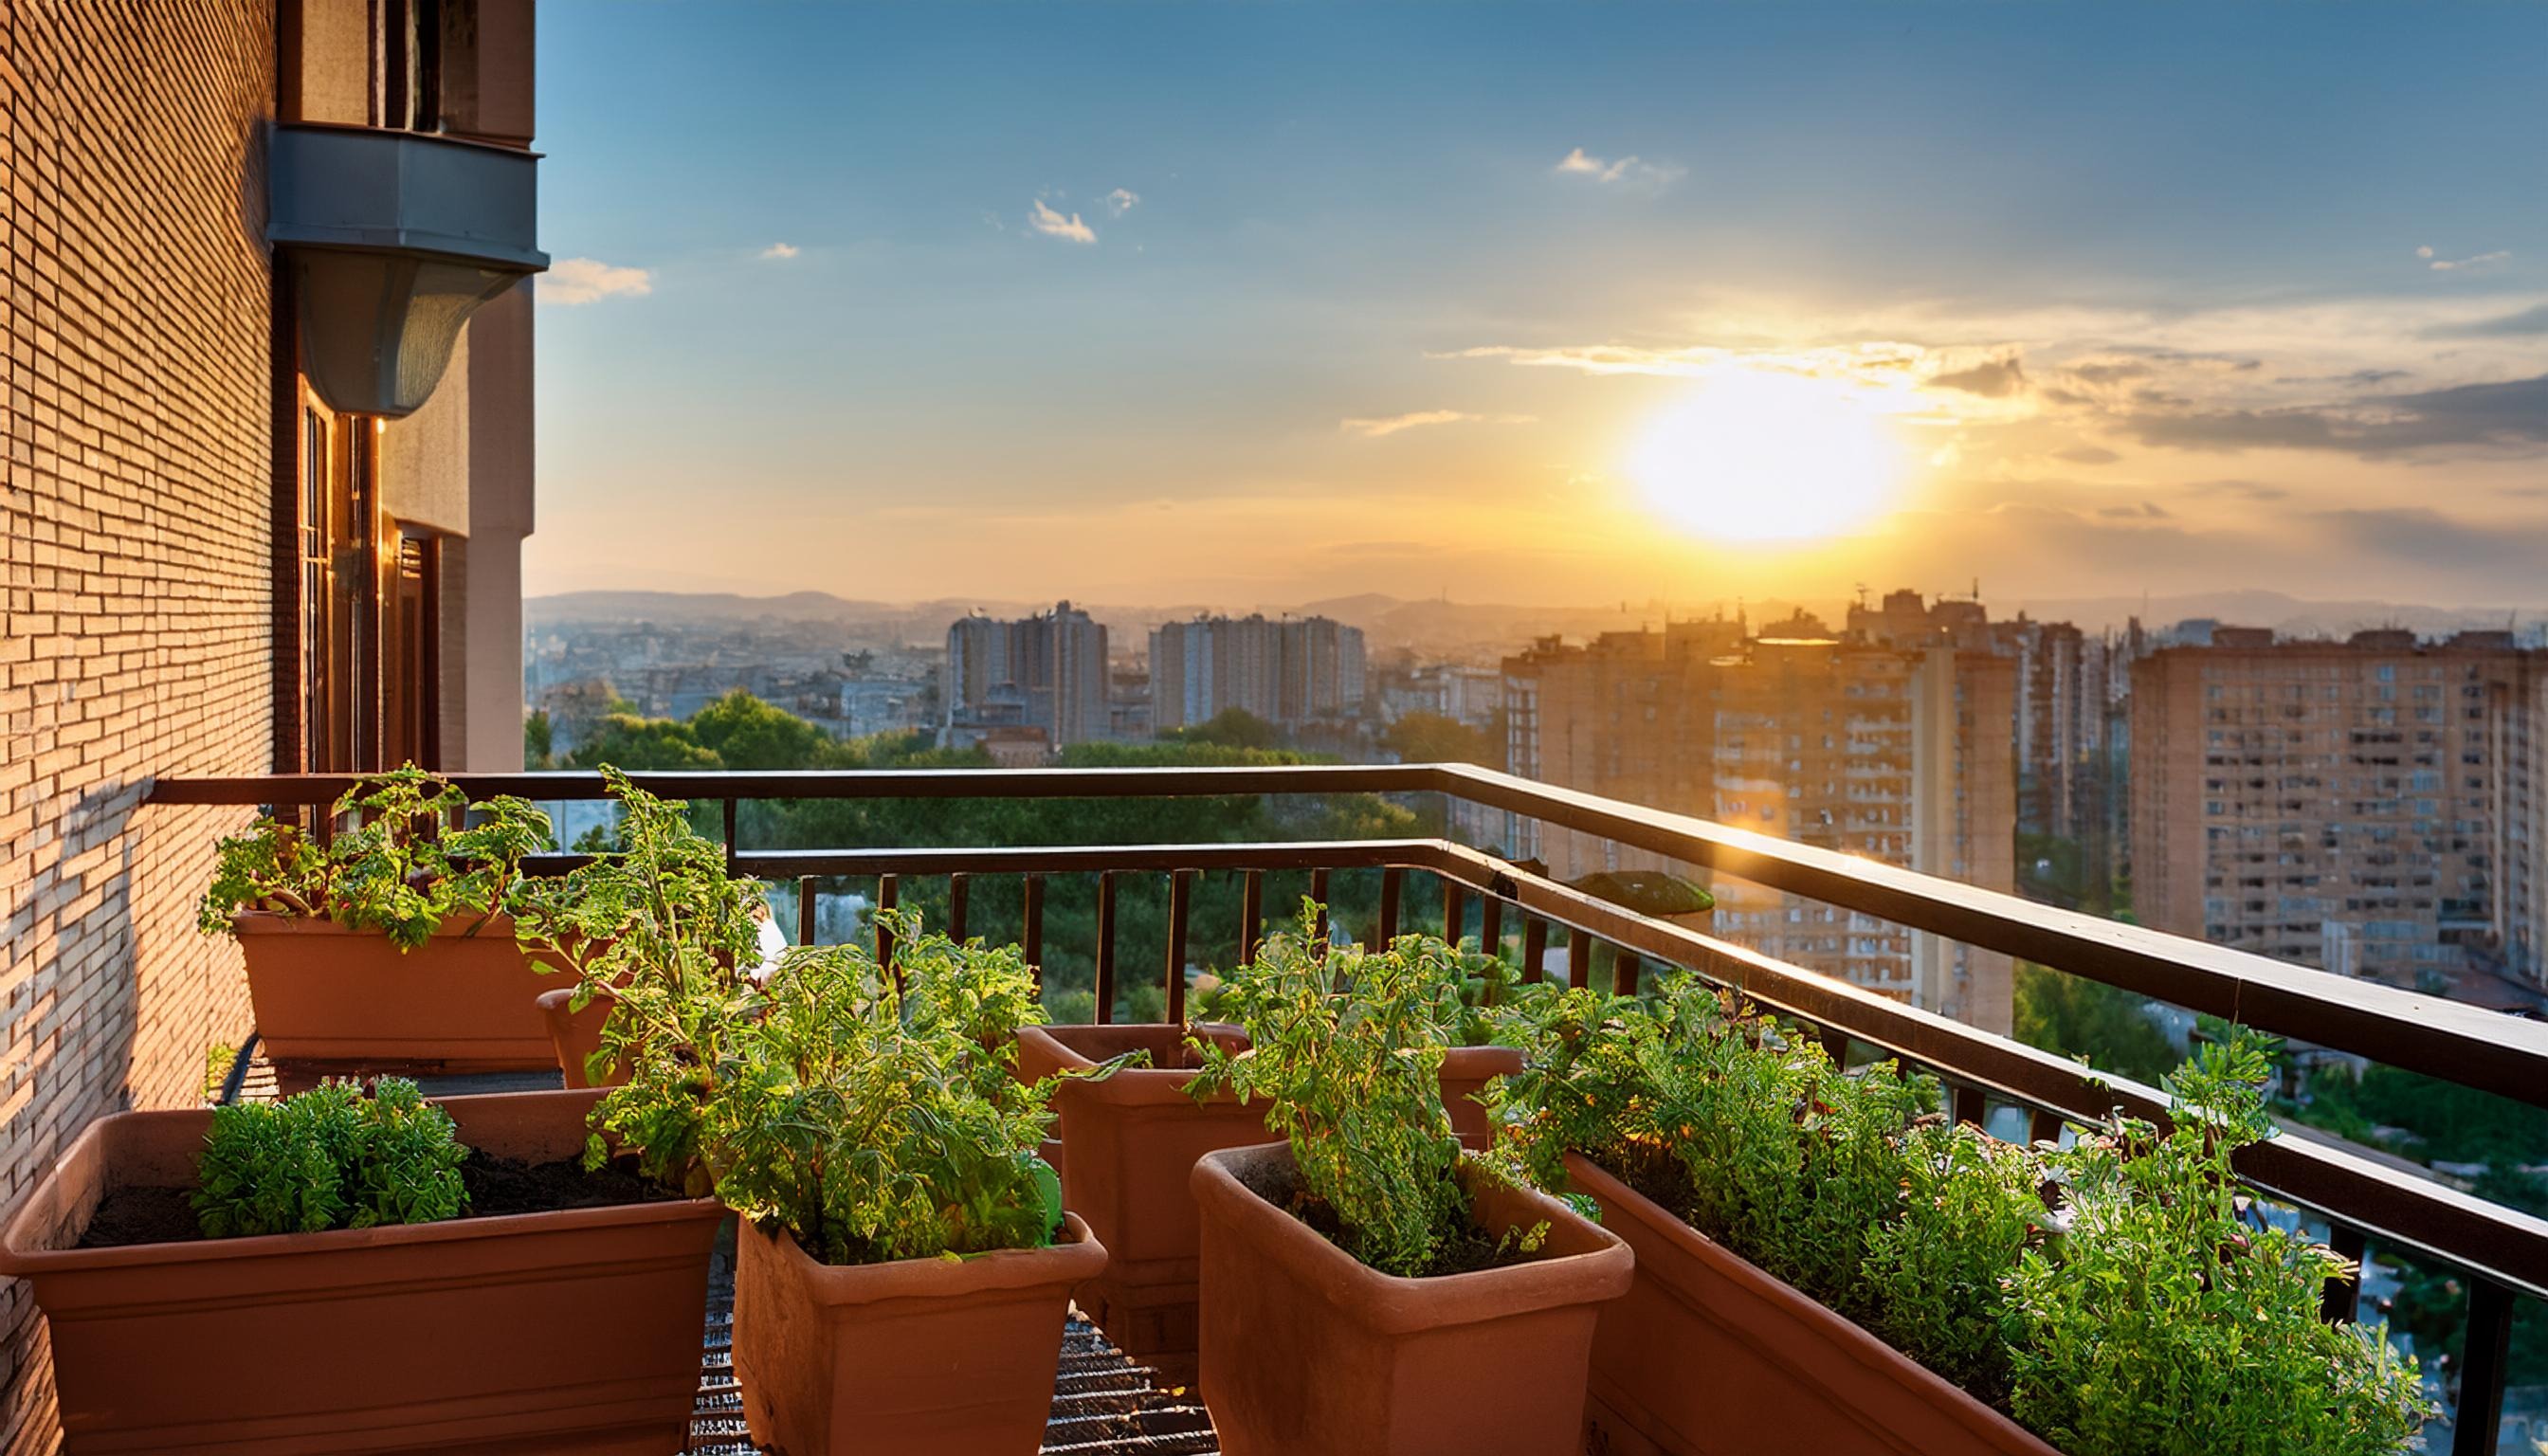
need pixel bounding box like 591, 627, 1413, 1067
1521, 918, 1547, 983
1378, 867, 1403, 942
796, 875, 817, 947
1239, 869, 1265, 966
1614, 950, 1640, 996
1310, 869, 1331, 945
1480, 897, 1503, 962
1441, 881, 1464, 946
1094, 871, 1119, 1024
2320, 1224, 2367, 1324
2452, 1277, 2513, 1456
1951, 1084, 1987, 1129
947, 873, 970, 943
1567, 926, 1592, 991
1023, 874, 1046, 991
1820, 1026, 1853, 1071
1165, 869, 1192, 1027
2027, 1106, 2065, 1147
876, 873, 900, 975
720, 799, 737, 876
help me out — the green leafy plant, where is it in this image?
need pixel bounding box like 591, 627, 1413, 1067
1488, 984, 2432, 1451
1185, 906, 1483, 1278
510, 766, 770, 1090
192, 1076, 468, 1238
530, 774, 1078, 1265
196, 766, 552, 950
2004, 1034, 2436, 1456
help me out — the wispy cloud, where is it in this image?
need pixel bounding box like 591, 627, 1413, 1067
1553, 147, 1685, 194
540, 257, 652, 306
1104, 188, 1140, 217
1339, 410, 1536, 439
2419, 245, 2511, 272
760, 242, 800, 260
1028, 198, 1097, 244
2426, 301, 2548, 338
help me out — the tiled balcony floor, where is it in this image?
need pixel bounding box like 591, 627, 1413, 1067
234, 1062, 1223, 1456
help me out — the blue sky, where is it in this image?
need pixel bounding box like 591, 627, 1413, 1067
528, 2, 2548, 610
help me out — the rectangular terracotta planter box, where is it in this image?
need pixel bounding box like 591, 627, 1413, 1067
1566, 1154, 2061, 1456
233, 910, 570, 1071
0, 1087, 722, 1455
1192, 1141, 1632, 1456
733, 1213, 1108, 1455
1014, 1023, 1265, 1385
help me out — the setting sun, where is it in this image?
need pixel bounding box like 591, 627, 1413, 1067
1627, 371, 1908, 543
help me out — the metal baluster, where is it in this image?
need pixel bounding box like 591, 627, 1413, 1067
796, 875, 816, 947
2453, 1277, 2512, 1456
1567, 926, 1592, 991
1165, 869, 1192, 1027
1378, 867, 1403, 941
1310, 869, 1330, 944
1442, 881, 1464, 945
2028, 1107, 2065, 1147
1239, 869, 1265, 966
2320, 1224, 2367, 1324
720, 799, 737, 876
1614, 950, 1640, 996
947, 873, 969, 943
1951, 1084, 1987, 1129
876, 873, 899, 975
1521, 918, 1547, 983
1094, 871, 1119, 1025
1480, 897, 1504, 961
1023, 874, 1046, 991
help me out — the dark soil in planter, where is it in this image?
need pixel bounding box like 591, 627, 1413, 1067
75, 1185, 196, 1248
1234, 1151, 1548, 1278
75, 1153, 676, 1248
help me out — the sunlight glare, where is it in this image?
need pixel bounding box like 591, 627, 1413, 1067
1627, 371, 1907, 543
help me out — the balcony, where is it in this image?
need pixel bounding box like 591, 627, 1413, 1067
118, 764, 2548, 1453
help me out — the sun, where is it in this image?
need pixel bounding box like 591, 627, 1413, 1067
1626, 371, 1907, 543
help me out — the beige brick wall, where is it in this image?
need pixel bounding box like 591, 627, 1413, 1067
2, 5, 277, 1449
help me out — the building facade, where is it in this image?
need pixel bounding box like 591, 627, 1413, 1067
2132, 628, 2547, 992
1502, 623, 2019, 1030
1, 4, 539, 1445
1149, 613, 1367, 733
944, 601, 1110, 751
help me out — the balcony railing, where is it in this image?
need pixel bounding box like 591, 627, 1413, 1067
145, 763, 2548, 1454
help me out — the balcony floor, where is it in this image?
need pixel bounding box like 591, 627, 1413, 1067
235, 1063, 1224, 1456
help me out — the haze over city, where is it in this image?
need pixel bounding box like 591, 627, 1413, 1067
529, 3, 2545, 610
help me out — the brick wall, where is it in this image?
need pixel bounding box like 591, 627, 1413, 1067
2, 5, 278, 1449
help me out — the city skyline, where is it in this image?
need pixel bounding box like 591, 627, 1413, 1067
530, 3, 2545, 609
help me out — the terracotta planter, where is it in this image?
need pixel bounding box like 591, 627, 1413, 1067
1566, 1154, 2060, 1456
1014, 1023, 1265, 1385
538, 984, 626, 1089
1439, 1043, 1524, 1149
233, 911, 571, 1071
733, 1213, 1108, 1456
1192, 1141, 1632, 1455
0, 1087, 721, 1455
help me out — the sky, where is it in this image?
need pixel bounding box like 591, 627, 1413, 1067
526, 2, 2548, 613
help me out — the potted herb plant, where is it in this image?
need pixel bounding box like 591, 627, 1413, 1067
511, 766, 777, 1090
1490, 980, 2436, 1456
1182, 918, 1632, 1455
197, 766, 558, 1071
0, 1077, 720, 1454
577, 787, 1108, 1456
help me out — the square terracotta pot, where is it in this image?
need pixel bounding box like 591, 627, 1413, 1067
1566, 1154, 2060, 1456
0, 1087, 721, 1455
1192, 1141, 1633, 1456
734, 1213, 1109, 1456
232, 911, 571, 1071
1014, 1023, 1265, 1386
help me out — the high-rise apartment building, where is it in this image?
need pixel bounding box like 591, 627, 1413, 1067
1150, 614, 1368, 732
1502, 620, 2019, 1030
944, 602, 1111, 750
2132, 628, 2548, 991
